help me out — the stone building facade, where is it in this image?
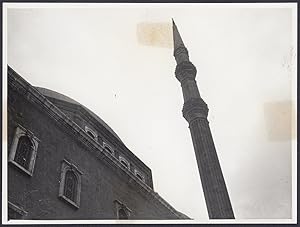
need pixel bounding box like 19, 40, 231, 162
7, 66, 188, 220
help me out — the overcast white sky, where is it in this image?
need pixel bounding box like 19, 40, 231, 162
5, 3, 297, 221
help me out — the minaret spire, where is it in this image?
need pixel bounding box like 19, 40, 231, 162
172, 19, 235, 219
172, 19, 189, 65
172, 19, 185, 51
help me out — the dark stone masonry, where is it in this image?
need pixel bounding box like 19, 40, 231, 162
7, 66, 188, 220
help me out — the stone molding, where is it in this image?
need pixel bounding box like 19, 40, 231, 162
84, 125, 98, 141
46, 95, 152, 176
7, 66, 187, 219
175, 61, 197, 83
182, 98, 209, 123
8, 201, 28, 219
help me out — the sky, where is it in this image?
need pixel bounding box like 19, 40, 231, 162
5, 3, 297, 221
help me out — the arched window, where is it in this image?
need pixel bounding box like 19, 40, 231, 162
64, 170, 77, 202
118, 208, 128, 220
14, 136, 33, 169
134, 169, 146, 183
119, 156, 130, 169
103, 142, 114, 156
114, 200, 131, 219
136, 173, 144, 181
9, 125, 39, 176
86, 130, 96, 139
121, 160, 128, 168
59, 160, 82, 208
84, 126, 97, 141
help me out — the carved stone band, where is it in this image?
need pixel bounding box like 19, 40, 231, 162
175, 61, 197, 82
182, 98, 208, 122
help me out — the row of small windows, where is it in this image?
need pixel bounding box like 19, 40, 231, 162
85, 126, 146, 183
9, 125, 146, 184
104, 145, 145, 183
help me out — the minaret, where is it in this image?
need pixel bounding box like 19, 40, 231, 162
172, 19, 235, 219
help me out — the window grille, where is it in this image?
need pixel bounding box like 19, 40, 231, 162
14, 136, 33, 169
8, 125, 39, 176
59, 159, 82, 208
64, 170, 77, 202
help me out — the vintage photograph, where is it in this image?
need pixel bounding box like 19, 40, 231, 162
2, 3, 297, 224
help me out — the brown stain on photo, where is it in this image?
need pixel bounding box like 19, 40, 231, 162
136, 22, 172, 48
264, 100, 296, 141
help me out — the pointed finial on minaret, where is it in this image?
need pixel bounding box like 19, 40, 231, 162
172, 18, 189, 64
172, 18, 185, 50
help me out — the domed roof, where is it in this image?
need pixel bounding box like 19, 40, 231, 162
35, 87, 123, 142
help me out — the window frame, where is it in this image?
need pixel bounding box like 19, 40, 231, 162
134, 169, 146, 183
8, 201, 27, 220
58, 159, 83, 209
84, 126, 98, 141
114, 200, 131, 220
8, 125, 39, 176
119, 156, 130, 170
103, 142, 115, 156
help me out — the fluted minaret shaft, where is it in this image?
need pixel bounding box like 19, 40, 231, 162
172, 19, 234, 219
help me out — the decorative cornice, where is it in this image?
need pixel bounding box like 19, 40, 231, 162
46, 93, 152, 176
182, 98, 209, 123
175, 61, 197, 83
7, 66, 188, 219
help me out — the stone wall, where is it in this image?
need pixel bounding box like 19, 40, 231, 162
7, 67, 185, 220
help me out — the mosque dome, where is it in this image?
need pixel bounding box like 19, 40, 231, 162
35, 87, 123, 143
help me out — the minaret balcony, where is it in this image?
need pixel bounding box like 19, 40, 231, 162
175, 61, 197, 83
182, 98, 209, 123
